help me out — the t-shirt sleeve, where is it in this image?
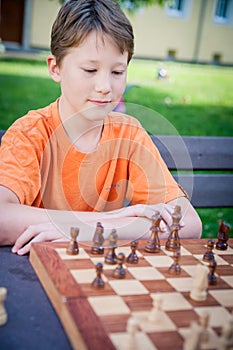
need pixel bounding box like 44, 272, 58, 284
126, 128, 188, 205
0, 124, 41, 205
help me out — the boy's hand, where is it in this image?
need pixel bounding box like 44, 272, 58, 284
11, 222, 67, 255
105, 203, 182, 227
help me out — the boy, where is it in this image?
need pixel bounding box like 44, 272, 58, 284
0, 0, 202, 255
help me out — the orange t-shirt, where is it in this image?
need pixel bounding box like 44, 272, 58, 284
0, 100, 185, 211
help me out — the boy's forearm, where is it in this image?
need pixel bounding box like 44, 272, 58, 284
0, 202, 151, 246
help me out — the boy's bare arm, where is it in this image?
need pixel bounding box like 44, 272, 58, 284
0, 186, 202, 256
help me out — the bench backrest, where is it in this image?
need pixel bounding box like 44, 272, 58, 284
151, 135, 233, 208
1, 130, 232, 208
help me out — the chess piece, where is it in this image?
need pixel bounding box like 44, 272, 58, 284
203, 239, 215, 262
190, 264, 209, 301
216, 220, 230, 251
183, 321, 202, 350
144, 212, 162, 253
125, 316, 139, 350
104, 229, 118, 265
126, 240, 139, 264
148, 296, 163, 324
0, 287, 7, 326
219, 312, 233, 350
91, 222, 105, 254
168, 249, 181, 275
165, 205, 182, 252
208, 258, 217, 285
199, 311, 209, 344
113, 252, 126, 279
66, 227, 79, 255
92, 262, 105, 288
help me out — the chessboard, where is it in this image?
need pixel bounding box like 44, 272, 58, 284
29, 238, 233, 350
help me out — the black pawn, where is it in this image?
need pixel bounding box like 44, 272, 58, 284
203, 239, 215, 262
92, 262, 105, 288
113, 253, 126, 279
126, 240, 139, 264
165, 205, 182, 252
66, 227, 79, 255
168, 249, 181, 275
144, 212, 162, 253
216, 220, 230, 251
208, 259, 217, 285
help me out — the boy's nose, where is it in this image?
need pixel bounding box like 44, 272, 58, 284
95, 74, 111, 94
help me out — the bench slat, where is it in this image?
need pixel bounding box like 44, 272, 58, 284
152, 135, 233, 170
173, 174, 233, 207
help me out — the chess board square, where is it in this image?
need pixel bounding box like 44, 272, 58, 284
128, 267, 165, 281
132, 310, 176, 332
110, 331, 156, 350
109, 279, 149, 296
151, 292, 192, 311
56, 247, 89, 259
194, 254, 229, 266
88, 295, 130, 316
209, 289, 233, 307
195, 306, 231, 327
115, 246, 143, 258
213, 246, 233, 255
70, 268, 107, 284
167, 277, 193, 292
145, 255, 173, 267
181, 264, 199, 277
221, 275, 233, 287
161, 246, 192, 256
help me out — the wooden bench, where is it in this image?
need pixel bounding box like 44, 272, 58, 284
152, 135, 233, 208
0, 130, 232, 208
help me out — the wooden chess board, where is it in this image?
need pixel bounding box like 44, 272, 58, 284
29, 239, 233, 350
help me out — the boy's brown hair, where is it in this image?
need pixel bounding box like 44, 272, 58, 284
51, 0, 134, 66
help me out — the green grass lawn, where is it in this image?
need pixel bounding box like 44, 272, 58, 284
0, 56, 232, 237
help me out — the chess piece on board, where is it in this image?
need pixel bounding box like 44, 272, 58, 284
91, 222, 105, 255
183, 321, 202, 350
208, 258, 217, 285
199, 311, 209, 344
144, 211, 162, 253
0, 287, 7, 326
66, 227, 79, 255
92, 262, 105, 288
113, 252, 126, 279
126, 240, 139, 264
168, 249, 181, 275
165, 205, 182, 252
190, 264, 209, 301
219, 312, 233, 350
104, 229, 118, 265
147, 296, 163, 324
203, 239, 215, 263
125, 316, 139, 350
216, 220, 230, 251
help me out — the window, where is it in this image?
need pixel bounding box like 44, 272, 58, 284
165, 0, 191, 19
214, 0, 233, 24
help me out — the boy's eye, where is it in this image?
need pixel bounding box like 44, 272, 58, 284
113, 71, 124, 75
83, 69, 97, 73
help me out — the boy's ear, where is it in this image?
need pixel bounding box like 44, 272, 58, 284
47, 55, 61, 83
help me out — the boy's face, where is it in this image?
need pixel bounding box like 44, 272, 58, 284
50, 31, 128, 122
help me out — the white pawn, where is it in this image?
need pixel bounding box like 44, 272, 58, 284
0, 287, 7, 326
183, 321, 202, 350
190, 264, 209, 301
125, 316, 139, 350
148, 296, 163, 324
219, 312, 233, 350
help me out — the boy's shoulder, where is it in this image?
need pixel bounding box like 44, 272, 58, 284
7, 101, 59, 136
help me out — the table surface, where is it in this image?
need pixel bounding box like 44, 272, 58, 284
0, 246, 72, 350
